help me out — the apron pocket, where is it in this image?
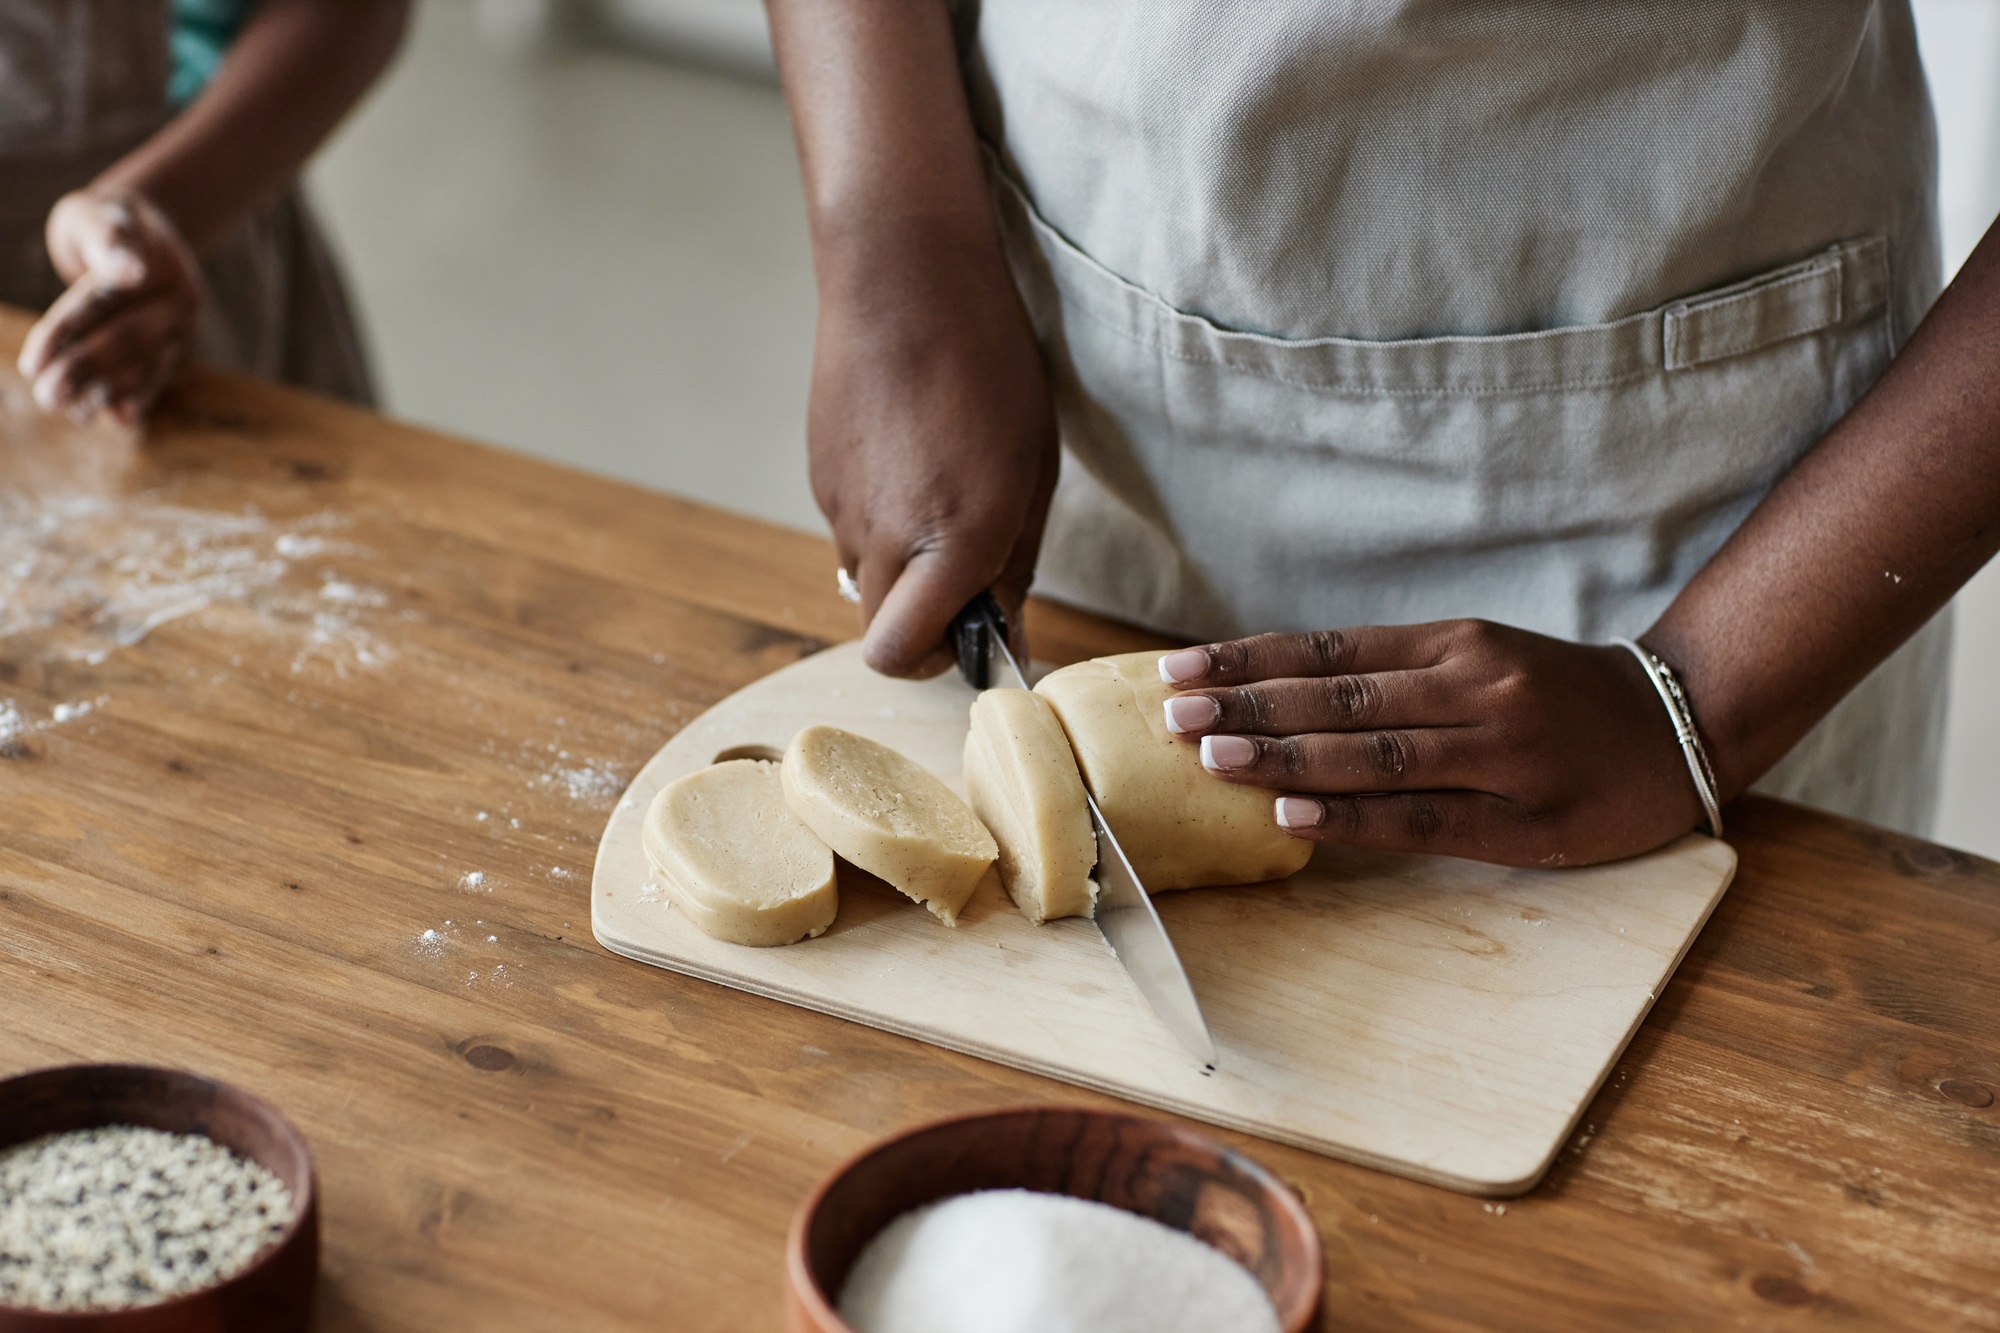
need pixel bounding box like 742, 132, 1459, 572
995, 155, 1888, 397
991, 156, 1898, 646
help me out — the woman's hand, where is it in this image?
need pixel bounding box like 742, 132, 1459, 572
1157, 622, 1710, 867
809, 240, 1059, 680
17, 189, 203, 427
771, 0, 1059, 679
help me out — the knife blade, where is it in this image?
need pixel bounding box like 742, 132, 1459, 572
953, 593, 1218, 1070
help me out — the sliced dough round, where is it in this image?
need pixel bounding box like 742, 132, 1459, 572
642, 759, 837, 946
1036, 652, 1313, 892
781, 725, 997, 926
964, 689, 1097, 924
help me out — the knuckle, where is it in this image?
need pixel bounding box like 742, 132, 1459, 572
1221, 685, 1273, 729
1330, 797, 1367, 839
1452, 618, 1506, 658
1485, 666, 1535, 715
1273, 735, 1312, 780
1318, 673, 1376, 727
1404, 797, 1449, 844
1301, 629, 1349, 675
1368, 730, 1410, 779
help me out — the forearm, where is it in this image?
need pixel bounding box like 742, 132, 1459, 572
1646, 216, 2000, 797
766, 0, 1005, 306
95, 0, 408, 251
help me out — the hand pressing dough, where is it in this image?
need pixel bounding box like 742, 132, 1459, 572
1036, 652, 1314, 892
782, 725, 997, 926
963, 689, 1098, 924
641, 759, 838, 946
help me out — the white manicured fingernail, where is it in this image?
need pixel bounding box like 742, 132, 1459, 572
1163, 695, 1218, 734
1200, 735, 1256, 770
1158, 649, 1209, 684
1276, 796, 1323, 830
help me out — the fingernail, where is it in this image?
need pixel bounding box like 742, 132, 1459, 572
1276, 796, 1324, 830
31, 368, 63, 412
1162, 695, 1219, 734
1158, 649, 1209, 684
1200, 735, 1256, 771
103, 251, 144, 286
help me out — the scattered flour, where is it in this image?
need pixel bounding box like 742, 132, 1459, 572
0, 419, 396, 675
837, 1190, 1278, 1333
0, 1125, 294, 1312
458, 871, 489, 893
0, 694, 109, 746
538, 761, 625, 804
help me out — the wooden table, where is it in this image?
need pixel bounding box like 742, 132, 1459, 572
2, 312, 1996, 1330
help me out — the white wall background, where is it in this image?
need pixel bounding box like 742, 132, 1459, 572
310, 1, 2000, 855
1912, 0, 2000, 855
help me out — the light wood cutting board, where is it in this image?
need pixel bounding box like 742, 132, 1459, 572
592, 642, 1735, 1195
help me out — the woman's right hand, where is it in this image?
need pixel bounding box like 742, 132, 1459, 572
808, 235, 1060, 680
769, 0, 1058, 678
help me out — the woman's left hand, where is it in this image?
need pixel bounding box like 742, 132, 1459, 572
1156, 621, 1715, 867
17, 188, 203, 427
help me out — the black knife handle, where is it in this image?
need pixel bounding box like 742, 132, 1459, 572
951, 590, 1009, 690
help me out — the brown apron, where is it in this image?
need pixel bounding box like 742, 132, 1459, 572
0, 0, 375, 404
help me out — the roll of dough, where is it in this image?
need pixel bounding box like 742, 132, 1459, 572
1035, 652, 1314, 892
963, 689, 1098, 924
641, 759, 838, 946
781, 725, 997, 926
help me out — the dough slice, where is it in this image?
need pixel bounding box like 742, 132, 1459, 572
964, 689, 1098, 924
1036, 652, 1313, 892
641, 759, 837, 946
781, 725, 997, 926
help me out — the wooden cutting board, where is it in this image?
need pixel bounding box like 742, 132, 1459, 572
592, 642, 1735, 1195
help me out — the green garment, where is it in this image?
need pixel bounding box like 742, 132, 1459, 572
170, 0, 254, 105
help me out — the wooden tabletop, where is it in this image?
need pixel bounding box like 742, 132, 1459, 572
2, 309, 1996, 1330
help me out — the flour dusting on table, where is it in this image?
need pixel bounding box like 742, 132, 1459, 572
0, 398, 399, 674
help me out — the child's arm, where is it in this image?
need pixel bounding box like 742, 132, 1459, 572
17, 0, 410, 425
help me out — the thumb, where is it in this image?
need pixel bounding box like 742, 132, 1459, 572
78, 203, 147, 291
862, 544, 995, 679
48, 195, 146, 290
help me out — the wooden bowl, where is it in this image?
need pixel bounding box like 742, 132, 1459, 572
0, 1064, 318, 1333
786, 1105, 1321, 1333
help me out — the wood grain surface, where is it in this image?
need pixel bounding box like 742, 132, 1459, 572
2, 307, 1997, 1328
594, 642, 1736, 1195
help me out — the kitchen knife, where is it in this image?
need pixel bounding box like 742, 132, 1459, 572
953, 593, 1219, 1070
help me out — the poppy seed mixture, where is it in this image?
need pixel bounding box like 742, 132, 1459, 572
0, 1125, 296, 1312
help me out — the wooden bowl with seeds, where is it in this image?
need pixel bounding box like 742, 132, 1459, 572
0, 1065, 317, 1333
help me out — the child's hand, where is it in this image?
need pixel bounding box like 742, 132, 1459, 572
18, 188, 203, 427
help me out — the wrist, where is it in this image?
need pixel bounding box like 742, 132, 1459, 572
1617, 638, 1726, 837
813, 203, 1011, 303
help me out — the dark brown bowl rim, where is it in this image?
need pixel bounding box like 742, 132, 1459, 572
785, 1103, 1322, 1332
0, 1063, 318, 1323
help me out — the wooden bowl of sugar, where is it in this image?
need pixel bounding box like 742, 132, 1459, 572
786, 1105, 1321, 1333
0, 1064, 317, 1332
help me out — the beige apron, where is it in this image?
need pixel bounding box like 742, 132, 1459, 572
0, 0, 374, 404
958, 0, 1951, 836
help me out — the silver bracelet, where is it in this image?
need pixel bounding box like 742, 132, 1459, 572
1612, 638, 1725, 839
